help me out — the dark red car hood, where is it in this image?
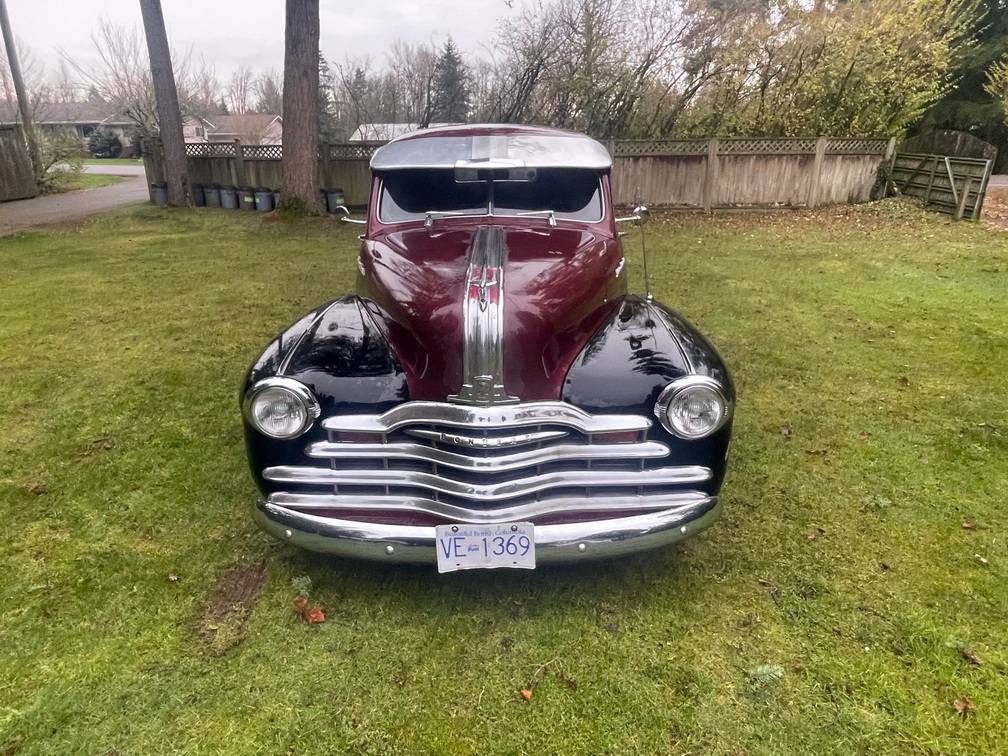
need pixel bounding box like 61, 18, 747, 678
357, 223, 624, 401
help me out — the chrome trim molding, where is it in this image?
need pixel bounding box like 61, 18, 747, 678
448, 225, 518, 406
403, 427, 569, 449
306, 439, 669, 472
322, 401, 652, 434
262, 465, 712, 501
654, 375, 733, 439
254, 496, 721, 564
242, 376, 321, 439
267, 490, 709, 525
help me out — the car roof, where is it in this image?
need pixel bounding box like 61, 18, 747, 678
370, 124, 612, 171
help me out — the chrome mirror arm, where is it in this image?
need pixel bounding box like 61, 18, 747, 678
335, 205, 366, 225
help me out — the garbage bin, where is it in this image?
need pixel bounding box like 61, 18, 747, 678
325, 188, 345, 213
220, 186, 238, 209
238, 186, 257, 211
150, 182, 168, 207
319, 189, 329, 212
254, 188, 275, 212
191, 183, 205, 207
204, 185, 221, 208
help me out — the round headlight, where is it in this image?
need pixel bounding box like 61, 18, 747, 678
655, 376, 731, 439
243, 377, 320, 439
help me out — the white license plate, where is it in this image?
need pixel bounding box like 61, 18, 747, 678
435, 522, 536, 573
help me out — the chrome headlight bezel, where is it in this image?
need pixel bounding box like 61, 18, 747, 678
243, 377, 321, 439
654, 375, 732, 440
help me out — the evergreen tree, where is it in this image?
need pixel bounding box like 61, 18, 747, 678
430, 38, 470, 123
318, 53, 342, 142
87, 128, 122, 158
913, 0, 1008, 168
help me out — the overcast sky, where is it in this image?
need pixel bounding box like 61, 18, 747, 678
5, 0, 515, 81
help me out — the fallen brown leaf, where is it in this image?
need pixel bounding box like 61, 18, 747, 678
305, 605, 325, 624
953, 697, 975, 717
29, 483, 47, 495
960, 649, 982, 666
779, 424, 793, 438
292, 596, 308, 614
962, 520, 976, 530
520, 688, 533, 701
857, 431, 870, 441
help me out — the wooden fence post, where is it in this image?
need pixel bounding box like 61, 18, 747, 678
955, 176, 972, 220
807, 136, 827, 208
703, 138, 719, 213
231, 139, 244, 187
884, 137, 897, 196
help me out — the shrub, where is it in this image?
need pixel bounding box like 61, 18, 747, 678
87, 128, 122, 159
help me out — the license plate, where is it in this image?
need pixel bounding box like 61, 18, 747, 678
435, 522, 536, 573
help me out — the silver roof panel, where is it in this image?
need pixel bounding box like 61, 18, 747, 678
370, 130, 612, 171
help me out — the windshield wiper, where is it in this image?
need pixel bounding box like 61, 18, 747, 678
423, 210, 482, 229
512, 209, 557, 227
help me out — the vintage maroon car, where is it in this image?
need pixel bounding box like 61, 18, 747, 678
241, 124, 733, 572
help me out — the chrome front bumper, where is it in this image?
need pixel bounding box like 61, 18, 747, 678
253, 494, 721, 565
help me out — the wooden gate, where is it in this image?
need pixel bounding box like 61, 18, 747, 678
0, 124, 37, 201
890, 153, 993, 220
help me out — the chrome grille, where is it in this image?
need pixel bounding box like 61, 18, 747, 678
262, 401, 711, 525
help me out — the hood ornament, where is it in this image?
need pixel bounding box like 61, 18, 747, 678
448, 226, 519, 406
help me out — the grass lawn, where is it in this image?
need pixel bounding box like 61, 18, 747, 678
0, 203, 1005, 754
45, 172, 121, 193
82, 158, 144, 166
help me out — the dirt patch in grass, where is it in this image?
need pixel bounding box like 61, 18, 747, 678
196, 559, 268, 655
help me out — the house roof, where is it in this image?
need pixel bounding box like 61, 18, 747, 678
204, 113, 281, 136
370, 123, 613, 171
349, 122, 458, 142
0, 101, 134, 126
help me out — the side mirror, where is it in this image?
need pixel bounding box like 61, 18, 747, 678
335, 205, 366, 225
616, 204, 649, 224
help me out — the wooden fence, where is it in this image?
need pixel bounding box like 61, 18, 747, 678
889, 153, 993, 220
142, 136, 895, 210
0, 124, 37, 202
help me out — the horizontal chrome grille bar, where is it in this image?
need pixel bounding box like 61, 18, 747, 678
403, 428, 568, 449
306, 440, 669, 472
262, 465, 711, 502
268, 491, 711, 524
321, 401, 651, 434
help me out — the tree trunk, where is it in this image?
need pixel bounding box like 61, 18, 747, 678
281, 0, 321, 213
138, 0, 190, 207
0, 0, 40, 178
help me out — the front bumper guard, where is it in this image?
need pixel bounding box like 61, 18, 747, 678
254, 495, 721, 565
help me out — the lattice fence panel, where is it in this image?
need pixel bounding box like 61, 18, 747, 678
241, 144, 282, 160
611, 139, 709, 157
185, 142, 212, 157
329, 142, 385, 160
826, 138, 889, 155
719, 138, 817, 154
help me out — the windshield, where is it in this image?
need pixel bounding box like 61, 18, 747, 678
378, 168, 604, 224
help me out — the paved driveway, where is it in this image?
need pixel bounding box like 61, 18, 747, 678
0, 164, 149, 235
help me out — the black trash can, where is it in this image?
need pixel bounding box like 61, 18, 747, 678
191, 183, 205, 207
238, 186, 257, 211
220, 186, 238, 209
325, 188, 345, 213
204, 185, 221, 208
254, 188, 275, 212
319, 189, 329, 212
150, 182, 168, 207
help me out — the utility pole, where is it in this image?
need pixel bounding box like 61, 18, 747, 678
138, 0, 190, 206
0, 0, 40, 176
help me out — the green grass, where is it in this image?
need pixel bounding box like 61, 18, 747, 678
45, 171, 121, 193
82, 158, 144, 166
1, 202, 1005, 754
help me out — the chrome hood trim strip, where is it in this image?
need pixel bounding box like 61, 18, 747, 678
321, 400, 652, 434
262, 465, 712, 502
403, 427, 568, 448
268, 490, 711, 525
448, 225, 518, 406
306, 439, 669, 472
